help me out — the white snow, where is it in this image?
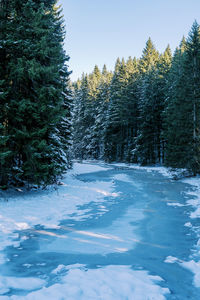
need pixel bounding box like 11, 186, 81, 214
184, 222, 192, 228
167, 202, 185, 207
72, 161, 111, 174
181, 260, 200, 288
111, 163, 172, 178
0, 276, 45, 296
164, 256, 180, 264
0, 265, 170, 300
0, 162, 171, 299
182, 177, 200, 219
3, 161, 198, 298
164, 256, 200, 288
178, 176, 200, 288
0, 163, 117, 265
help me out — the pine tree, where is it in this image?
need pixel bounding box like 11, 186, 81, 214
164, 39, 187, 169
0, 0, 13, 187
104, 58, 128, 161
121, 57, 140, 162
156, 45, 172, 163
165, 22, 200, 174
135, 38, 160, 164
72, 74, 89, 159
72, 23, 200, 174
139, 38, 159, 73
85, 65, 102, 158
0, 0, 71, 187
91, 65, 112, 159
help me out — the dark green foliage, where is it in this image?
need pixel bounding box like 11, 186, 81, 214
0, 0, 71, 187
72, 21, 200, 176
164, 22, 200, 174
104, 57, 139, 162
135, 43, 172, 165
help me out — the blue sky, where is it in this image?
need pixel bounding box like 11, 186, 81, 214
59, 0, 200, 81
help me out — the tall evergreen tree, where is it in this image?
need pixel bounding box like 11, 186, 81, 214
164, 39, 187, 168
104, 58, 128, 161
72, 22, 200, 176
72, 74, 89, 159
165, 22, 200, 174
0, 0, 71, 187
91, 65, 112, 159
0, 0, 13, 187
134, 38, 160, 164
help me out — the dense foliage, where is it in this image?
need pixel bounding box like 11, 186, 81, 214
0, 0, 71, 188
72, 21, 200, 175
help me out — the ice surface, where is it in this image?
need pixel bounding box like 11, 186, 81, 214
38, 204, 144, 255
1, 161, 200, 299
0, 163, 116, 264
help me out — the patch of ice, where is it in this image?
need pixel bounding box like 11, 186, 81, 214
39, 205, 144, 255
114, 174, 132, 182
113, 173, 142, 189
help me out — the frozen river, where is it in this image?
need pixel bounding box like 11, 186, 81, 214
0, 162, 200, 299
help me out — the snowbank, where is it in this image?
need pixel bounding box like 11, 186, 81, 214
0, 265, 170, 300
164, 176, 200, 288
0, 163, 117, 265
110, 162, 172, 178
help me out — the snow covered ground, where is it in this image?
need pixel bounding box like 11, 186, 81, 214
0, 161, 200, 299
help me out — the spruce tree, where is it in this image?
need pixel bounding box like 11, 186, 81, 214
92, 65, 112, 159
72, 23, 200, 174
0, 0, 71, 187
121, 57, 140, 162
164, 40, 187, 169
165, 22, 200, 174
135, 38, 160, 164
0, 0, 13, 187
104, 58, 128, 161
72, 74, 89, 159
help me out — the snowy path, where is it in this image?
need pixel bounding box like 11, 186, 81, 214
0, 162, 200, 299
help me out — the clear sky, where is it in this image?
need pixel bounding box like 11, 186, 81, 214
59, 0, 200, 81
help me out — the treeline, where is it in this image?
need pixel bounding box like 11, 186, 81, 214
72, 21, 200, 175
0, 0, 71, 188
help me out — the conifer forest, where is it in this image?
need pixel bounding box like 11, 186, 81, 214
1, 0, 200, 188
1, 1, 200, 299
72, 21, 200, 177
